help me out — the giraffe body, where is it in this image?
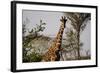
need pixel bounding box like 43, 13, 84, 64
42, 16, 67, 61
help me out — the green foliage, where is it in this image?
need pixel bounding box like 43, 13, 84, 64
23, 20, 46, 48
23, 52, 42, 62
23, 56, 30, 62
29, 52, 42, 62
80, 56, 91, 60
64, 29, 77, 50
67, 13, 90, 32
22, 19, 46, 62
66, 13, 91, 59
28, 20, 46, 35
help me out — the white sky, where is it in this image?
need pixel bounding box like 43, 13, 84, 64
22, 10, 91, 56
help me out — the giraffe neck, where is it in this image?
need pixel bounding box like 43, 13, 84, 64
55, 23, 65, 49
50, 17, 67, 51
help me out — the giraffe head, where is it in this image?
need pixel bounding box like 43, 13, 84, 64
60, 16, 67, 28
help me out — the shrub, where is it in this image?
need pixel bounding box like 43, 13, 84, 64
29, 52, 42, 62
23, 52, 42, 62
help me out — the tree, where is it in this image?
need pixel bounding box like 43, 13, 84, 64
67, 13, 91, 59
23, 19, 46, 62
23, 20, 46, 47
64, 28, 83, 59
28, 20, 46, 37
65, 28, 77, 50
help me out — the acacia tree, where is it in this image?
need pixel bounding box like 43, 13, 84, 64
67, 13, 90, 59
28, 20, 46, 37
64, 28, 83, 59
65, 29, 77, 57
23, 19, 46, 62
23, 20, 46, 46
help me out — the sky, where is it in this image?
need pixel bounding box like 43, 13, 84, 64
22, 10, 91, 56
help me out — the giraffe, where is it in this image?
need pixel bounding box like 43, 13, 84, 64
42, 16, 67, 61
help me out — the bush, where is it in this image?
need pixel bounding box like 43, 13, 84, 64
23, 56, 30, 62
23, 52, 42, 62
29, 53, 42, 62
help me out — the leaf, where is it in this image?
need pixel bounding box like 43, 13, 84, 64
42, 23, 46, 25
80, 23, 86, 31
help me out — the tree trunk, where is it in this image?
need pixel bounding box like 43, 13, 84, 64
77, 31, 80, 60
